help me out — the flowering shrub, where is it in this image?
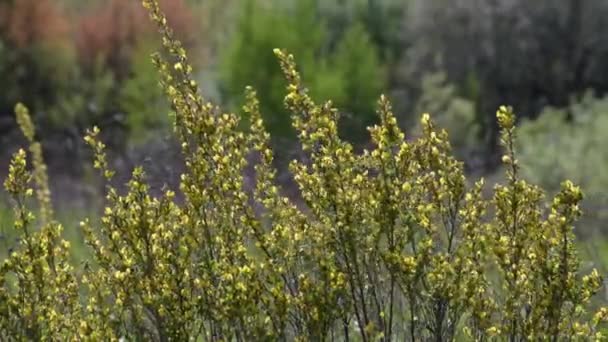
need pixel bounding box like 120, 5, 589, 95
1, 0, 607, 340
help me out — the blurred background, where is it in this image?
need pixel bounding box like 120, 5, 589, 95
1, 0, 608, 273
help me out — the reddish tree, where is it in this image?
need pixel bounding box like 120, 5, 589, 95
76, 0, 197, 78
0, 0, 70, 49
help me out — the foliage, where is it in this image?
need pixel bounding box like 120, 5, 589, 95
0, 0, 75, 131
0, 0, 71, 50
1, 105, 80, 340
0, 0, 166, 145
47, 62, 117, 134
327, 22, 385, 145
76, 0, 198, 79
220, 0, 384, 158
118, 42, 170, 144
414, 72, 479, 159
1, 1, 607, 340
0, 203, 14, 261
0, 0, 206, 150
407, 0, 608, 164
319, 0, 407, 63
517, 93, 608, 233
220, 0, 324, 143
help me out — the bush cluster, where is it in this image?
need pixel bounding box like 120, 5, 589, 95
517, 93, 608, 234
409, 0, 608, 162
1, 1, 607, 340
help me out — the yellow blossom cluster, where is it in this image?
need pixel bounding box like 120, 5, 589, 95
1, 106, 80, 340
1, 1, 607, 340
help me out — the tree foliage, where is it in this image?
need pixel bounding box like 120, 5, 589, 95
76, 0, 198, 78
0, 0, 74, 134
220, 0, 384, 159
403, 0, 608, 166
0, 0, 206, 151
414, 72, 479, 162
517, 92, 608, 235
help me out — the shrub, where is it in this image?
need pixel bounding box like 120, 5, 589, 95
1, 1, 607, 340
517, 92, 608, 235
414, 72, 479, 161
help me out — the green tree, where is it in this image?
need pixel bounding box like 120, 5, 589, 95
119, 42, 170, 144
325, 22, 384, 145
220, 0, 384, 160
